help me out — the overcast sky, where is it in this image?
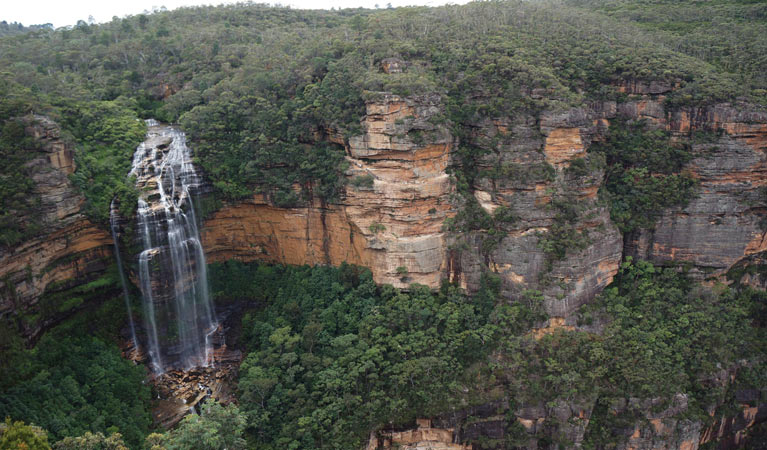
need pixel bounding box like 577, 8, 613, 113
3, 0, 470, 28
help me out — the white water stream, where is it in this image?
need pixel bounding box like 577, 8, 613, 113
112, 120, 217, 373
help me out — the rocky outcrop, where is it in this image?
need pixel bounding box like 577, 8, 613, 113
201, 94, 624, 317
604, 394, 704, 450
0, 116, 114, 338
450, 110, 622, 320
410, 397, 596, 450
624, 102, 767, 279
368, 419, 470, 450
203, 94, 453, 289
201, 90, 767, 319
388, 386, 765, 450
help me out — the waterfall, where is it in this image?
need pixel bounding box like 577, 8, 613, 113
126, 120, 218, 373
110, 200, 138, 353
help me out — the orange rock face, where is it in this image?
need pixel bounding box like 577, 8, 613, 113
368, 418, 470, 450
203, 94, 454, 289
202, 96, 626, 317
543, 127, 585, 167
202, 197, 373, 268
0, 117, 114, 337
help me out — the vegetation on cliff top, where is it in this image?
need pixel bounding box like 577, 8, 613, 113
0, 75, 144, 230
565, 0, 767, 98
0, 1, 765, 448
0, 0, 762, 214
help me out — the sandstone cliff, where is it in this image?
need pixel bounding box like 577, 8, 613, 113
1, 86, 765, 450
202, 94, 453, 289
196, 89, 767, 449
616, 86, 767, 280
0, 116, 114, 338
201, 89, 767, 322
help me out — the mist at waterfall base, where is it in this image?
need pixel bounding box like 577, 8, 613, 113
111, 120, 218, 374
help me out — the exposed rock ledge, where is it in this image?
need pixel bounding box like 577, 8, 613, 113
202, 94, 453, 289
201, 92, 767, 321
0, 116, 113, 339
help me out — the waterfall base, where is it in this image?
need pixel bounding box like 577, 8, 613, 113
120, 306, 243, 429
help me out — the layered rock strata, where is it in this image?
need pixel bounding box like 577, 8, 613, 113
202, 94, 453, 288
201, 95, 624, 316
0, 116, 114, 338
638, 104, 767, 278
367, 418, 470, 450
452, 112, 622, 319
201, 91, 767, 321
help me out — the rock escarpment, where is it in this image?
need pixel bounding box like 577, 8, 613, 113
451, 110, 622, 320
202, 94, 453, 289
201, 94, 625, 317
198, 88, 767, 449
640, 105, 767, 278
0, 85, 764, 450
201, 89, 767, 321
0, 116, 114, 338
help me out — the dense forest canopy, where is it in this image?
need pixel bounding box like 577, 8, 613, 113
0, 0, 763, 221
0, 21, 52, 38
564, 0, 767, 97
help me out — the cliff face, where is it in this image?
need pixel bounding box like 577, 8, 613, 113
452, 109, 622, 320
0, 91, 764, 449
620, 90, 767, 279
201, 89, 767, 321
4, 88, 762, 362
202, 94, 453, 288
0, 116, 114, 338
201, 94, 624, 317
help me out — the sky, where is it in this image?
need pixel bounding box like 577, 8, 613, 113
2, 0, 471, 28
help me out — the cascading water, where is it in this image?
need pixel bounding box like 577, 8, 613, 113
110, 200, 138, 352
120, 120, 218, 373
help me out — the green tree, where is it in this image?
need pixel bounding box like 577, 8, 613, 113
0, 417, 50, 450
590, 119, 697, 232
53, 432, 128, 450
161, 402, 247, 450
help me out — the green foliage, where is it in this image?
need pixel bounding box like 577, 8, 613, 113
37, 264, 121, 324
0, 334, 151, 448
221, 261, 497, 448
496, 331, 605, 404
158, 401, 247, 450
537, 194, 590, 264
0, 417, 50, 450
564, 153, 606, 179
565, 0, 767, 101
0, 0, 757, 210
490, 258, 764, 443
580, 261, 766, 446
64, 100, 145, 223
590, 119, 697, 232
0, 21, 52, 38
368, 222, 386, 233
443, 181, 518, 257
350, 174, 375, 189
595, 259, 754, 399
0, 79, 42, 247
53, 432, 128, 450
